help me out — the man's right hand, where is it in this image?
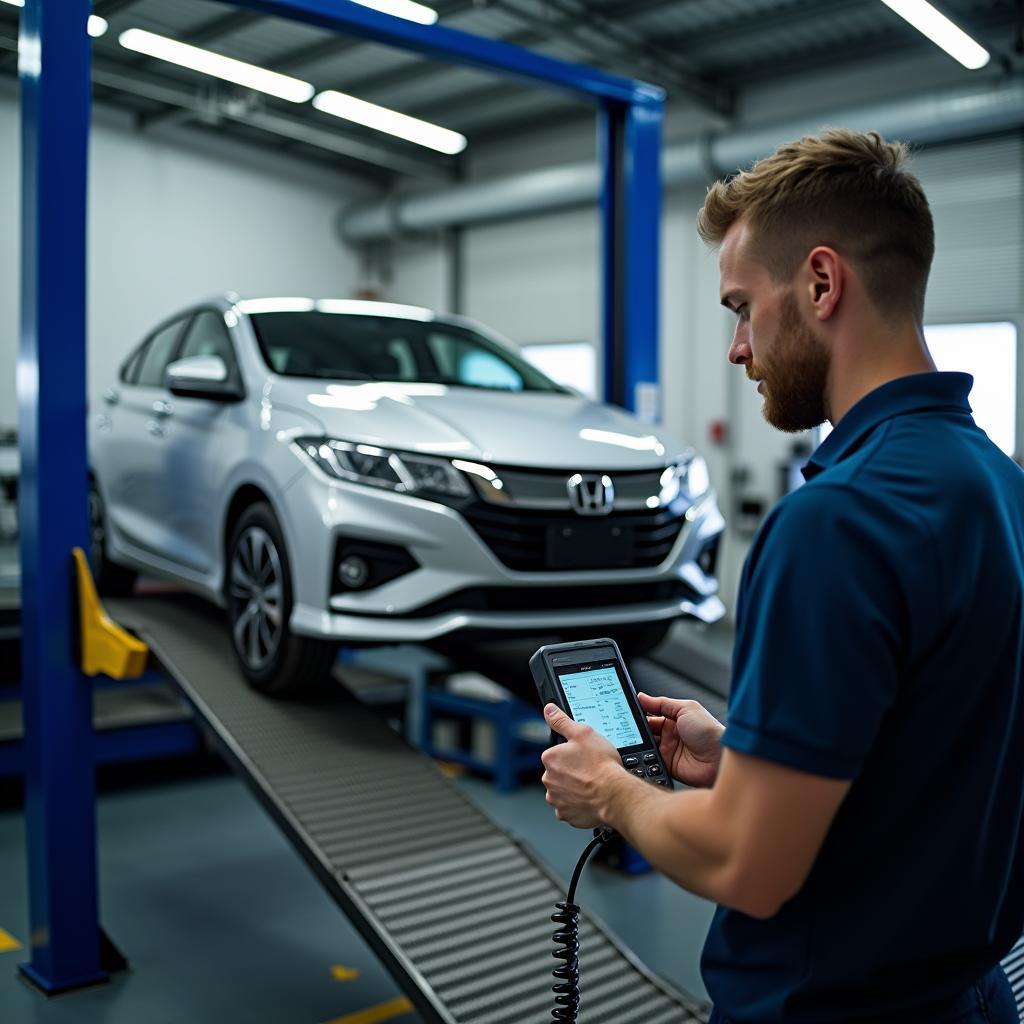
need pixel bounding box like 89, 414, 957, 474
637, 693, 724, 788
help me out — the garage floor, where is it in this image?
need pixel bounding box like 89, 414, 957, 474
0, 763, 714, 1024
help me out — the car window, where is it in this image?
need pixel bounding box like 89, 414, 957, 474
426, 332, 525, 391
119, 342, 148, 384
135, 318, 188, 389
178, 310, 238, 374
247, 311, 563, 393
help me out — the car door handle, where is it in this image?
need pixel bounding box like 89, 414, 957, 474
103, 388, 119, 406
146, 421, 164, 437
151, 400, 173, 418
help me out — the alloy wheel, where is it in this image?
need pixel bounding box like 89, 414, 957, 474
229, 525, 285, 671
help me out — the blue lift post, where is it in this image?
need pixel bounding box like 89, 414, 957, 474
18, 0, 107, 994
19, 0, 664, 994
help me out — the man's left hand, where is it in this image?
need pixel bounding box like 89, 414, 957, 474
540, 704, 623, 828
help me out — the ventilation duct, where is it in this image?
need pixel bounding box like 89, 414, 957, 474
341, 76, 1024, 243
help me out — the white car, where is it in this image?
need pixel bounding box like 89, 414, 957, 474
90, 295, 725, 696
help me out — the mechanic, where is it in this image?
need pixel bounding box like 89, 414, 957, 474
541, 129, 1024, 1023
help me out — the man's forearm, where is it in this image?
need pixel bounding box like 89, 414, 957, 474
597, 767, 736, 907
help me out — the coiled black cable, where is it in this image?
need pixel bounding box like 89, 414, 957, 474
550, 828, 615, 1022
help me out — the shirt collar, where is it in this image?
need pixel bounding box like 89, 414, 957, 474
802, 371, 974, 481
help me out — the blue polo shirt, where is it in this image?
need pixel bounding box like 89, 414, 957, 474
702, 372, 1024, 1023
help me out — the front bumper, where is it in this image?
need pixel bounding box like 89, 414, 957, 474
280, 468, 726, 643
291, 591, 726, 643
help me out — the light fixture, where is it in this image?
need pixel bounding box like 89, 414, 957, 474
0, 0, 107, 37
351, 0, 438, 25
118, 28, 314, 102
879, 0, 990, 69
313, 90, 467, 155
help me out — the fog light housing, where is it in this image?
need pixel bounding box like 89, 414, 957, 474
330, 538, 419, 598
338, 555, 370, 589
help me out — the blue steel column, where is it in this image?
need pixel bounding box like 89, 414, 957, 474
599, 95, 664, 416
18, 0, 106, 993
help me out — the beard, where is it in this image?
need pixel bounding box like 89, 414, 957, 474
748, 291, 830, 433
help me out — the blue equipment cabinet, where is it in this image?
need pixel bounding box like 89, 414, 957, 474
18, 0, 664, 994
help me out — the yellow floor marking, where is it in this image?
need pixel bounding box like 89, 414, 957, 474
435, 761, 466, 778
0, 928, 23, 953
323, 995, 414, 1024
330, 964, 361, 982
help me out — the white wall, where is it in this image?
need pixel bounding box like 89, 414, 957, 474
0, 88, 371, 426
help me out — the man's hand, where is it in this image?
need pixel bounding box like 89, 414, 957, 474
637, 693, 724, 788
540, 704, 623, 828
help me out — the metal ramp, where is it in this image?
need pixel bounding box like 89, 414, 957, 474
109, 594, 708, 1024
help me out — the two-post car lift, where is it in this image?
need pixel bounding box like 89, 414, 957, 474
17, 0, 688, 1016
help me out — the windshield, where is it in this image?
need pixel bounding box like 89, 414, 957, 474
248, 311, 566, 393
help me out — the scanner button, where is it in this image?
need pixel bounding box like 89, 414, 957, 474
622, 756, 640, 768
642, 753, 658, 764
654, 779, 669, 786
630, 768, 646, 778
646, 765, 663, 777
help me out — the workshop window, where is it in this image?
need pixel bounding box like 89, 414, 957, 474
521, 342, 597, 398
925, 322, 1018, 457
814, 322, 1019, 458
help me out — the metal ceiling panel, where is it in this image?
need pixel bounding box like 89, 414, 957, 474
443, 6, 526, 38
208, 15, 331, 65
106, 0, 217, 37
309, 42, 427, 88
4, 0, 1017, 181
368, 63, 508, 113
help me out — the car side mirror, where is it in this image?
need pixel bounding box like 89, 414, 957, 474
166, 355, 244, 402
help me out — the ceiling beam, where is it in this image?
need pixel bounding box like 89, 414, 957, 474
668, 0, 874, 59
186, 10, 265, 47
711, 7, 1021, 85
92, 0, 143, 17
76, 56, 454, 179
319, 0, 730, 116
266, 0, 476, 73
494, 0, 730, 111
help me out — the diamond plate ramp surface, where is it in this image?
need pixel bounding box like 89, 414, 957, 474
110, 594, 708, 1024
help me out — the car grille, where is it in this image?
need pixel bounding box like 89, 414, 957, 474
462, 503, 686, 572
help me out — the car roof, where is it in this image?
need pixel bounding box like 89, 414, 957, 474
177, 293, 496, 340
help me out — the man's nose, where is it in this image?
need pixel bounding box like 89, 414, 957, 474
728, 321, 751, 366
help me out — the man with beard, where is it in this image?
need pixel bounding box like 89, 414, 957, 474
540, 130, 1024, 1023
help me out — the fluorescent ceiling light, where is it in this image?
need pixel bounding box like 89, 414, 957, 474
313, 90, 466, 155
118, 28, 314, 102
0, 0, 106, 36
352, 0, 438, 25
879, 0, 990, 69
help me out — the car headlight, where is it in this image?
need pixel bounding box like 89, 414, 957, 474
680, 454, 710, 499
294, 437, 471, 498
656, 454, 711, 507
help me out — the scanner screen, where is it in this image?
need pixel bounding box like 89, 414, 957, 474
558, 664, 642, 749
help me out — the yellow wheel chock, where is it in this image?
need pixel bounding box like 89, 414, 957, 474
72, 547, 148, 679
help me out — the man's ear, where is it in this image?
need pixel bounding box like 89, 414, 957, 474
806, 247, 843, 322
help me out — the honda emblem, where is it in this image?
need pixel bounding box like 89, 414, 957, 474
566, 473, 615, 516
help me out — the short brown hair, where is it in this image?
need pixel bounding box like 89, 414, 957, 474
697, 129, 935, 321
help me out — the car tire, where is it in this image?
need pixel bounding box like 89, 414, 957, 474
226, 502, 337, 698
89, 481, 137, 597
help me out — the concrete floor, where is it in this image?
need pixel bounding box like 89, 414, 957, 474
0, 764, 715, 1023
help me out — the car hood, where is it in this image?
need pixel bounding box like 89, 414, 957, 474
269, 378, 689, 470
